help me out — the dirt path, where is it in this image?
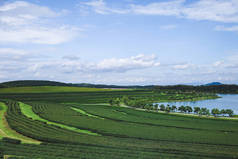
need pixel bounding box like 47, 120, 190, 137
0, 128, 7, 137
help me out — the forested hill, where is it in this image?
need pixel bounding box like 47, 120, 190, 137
0, 84, 7, 88
0, 80, 71, 88
0, 80, 154, 89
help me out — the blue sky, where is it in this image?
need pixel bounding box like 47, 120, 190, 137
0, 0, 238, 85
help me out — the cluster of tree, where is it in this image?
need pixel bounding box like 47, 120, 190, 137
75, 83, 238, 93
109, 96, 156, 111
211, 108, 234, 117
158, 105, 195, 114
109, 98, 121, 106
109, 97, 195, 113
154, 105, 234, 117
109, 97, 234, 117
155, 91, 218, 101
154, 85, 238, 94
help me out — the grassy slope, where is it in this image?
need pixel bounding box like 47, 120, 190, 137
2, 101, 238, 158
76, 104, 238, 130
0, 86, 128, 94
19, 102, 99, 136
32, 103, 238, 146
71, 107, 104, 119
0, 102, 40, 144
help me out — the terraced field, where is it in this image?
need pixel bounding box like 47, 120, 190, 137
0, 89, 238, 158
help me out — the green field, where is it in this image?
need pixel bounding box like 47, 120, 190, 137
0, 86, 127, 94
0, 87, 238, 159
0, 86, 218, 103
18, 102, 99, 135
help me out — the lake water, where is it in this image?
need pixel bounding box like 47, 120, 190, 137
156, 94, 238, 114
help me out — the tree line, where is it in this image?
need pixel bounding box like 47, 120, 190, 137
109, 96, 234, 117
154, 85, 238, 94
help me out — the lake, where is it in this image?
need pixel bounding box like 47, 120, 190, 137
156, 94, 238, 114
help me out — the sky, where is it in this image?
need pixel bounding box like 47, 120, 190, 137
0, 0, 238, 85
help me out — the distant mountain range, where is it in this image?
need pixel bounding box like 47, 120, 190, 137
0, 80, 153, 89
204, 82, 223, 86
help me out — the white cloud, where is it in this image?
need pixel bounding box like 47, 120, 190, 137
1, 49, 238, 84
160, 24, 177, 30
0, 48, 27, 55
213, 54, 238, 68
0, 26, 79, 44
215, 25, 238, 32
130, 0, 184, 16
213, 60, 224, 67
56, 54, 160, 73
0, 48, 29, 60
0, 1, 29, 11
94, 76, 147, 84
93, 54, 160, 72
182, 0, 238, 23
0, 53, 162, 83
62, 55, 81, 61
81, 0, 129, 14
82, 0, 238, 23
20, 54, 161, 74
0, 1, 80, 44
0, 16, 35, 26
0, 48, 54, 61
0, 1, 59, 25
173, 63, 191, 70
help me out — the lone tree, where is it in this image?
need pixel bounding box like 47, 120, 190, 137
114, 98, 121, 106
171, 105, 177, 112
178, 105, 185, 113
206, 109, 210, 116
165, 105, 171, 113
194, 107, 200, 114
220, 109, 226, 116
211, 108, 220, 117
154, 104, 159, 111
185, 106, 193, 114
145, 104, 154, 111
109, 98, 121, 106
226, 109, 234, 117
201, 108, 209, 116
122, 96, 129, 105
160, 104, 165, 111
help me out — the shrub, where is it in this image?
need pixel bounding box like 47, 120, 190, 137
0, 148, 3, 159
2, 137, 21, 144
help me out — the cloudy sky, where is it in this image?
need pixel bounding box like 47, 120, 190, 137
0, 0, 238, 85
